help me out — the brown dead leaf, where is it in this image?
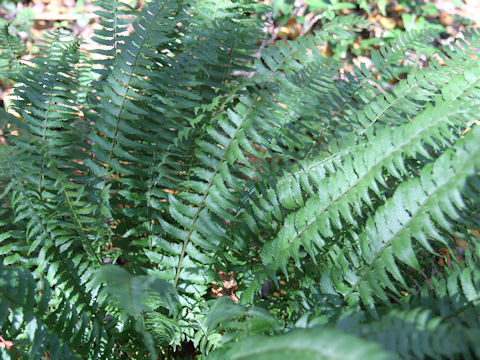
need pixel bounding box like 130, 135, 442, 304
353, 36, 362, 50
210, 270, 239, 302
368, 13, 379, 23
210, 282, 225, 298
278, 18, 301, 40
218, 271, 238, 291
439, 11, 453, 26
471, 229, 480, 238
289, 24, 302, 40
432, 53, 447, 66
278, 27, 289, 39
394, 4, 405, 13
317, 41, 333, 58
455, 238, 469, 248
438, 248, 452, 268
163, 188, 179, 194
461, 120, 480, 135
0, 335, 14, 350
378, 16, 397, 29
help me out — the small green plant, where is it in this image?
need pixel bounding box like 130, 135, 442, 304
0, 0, 479, 359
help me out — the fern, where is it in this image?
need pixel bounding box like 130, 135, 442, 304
208, 327, 394, 360
338, 307, 480, 359
0, 266, 118, 359
1, 1, 479, 358
0, 25, 25, 84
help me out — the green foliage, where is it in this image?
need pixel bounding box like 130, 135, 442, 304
0, 0, 479, 358
208, 327, 394, 360
0, 266, 118, 359
0, 24, 26, 83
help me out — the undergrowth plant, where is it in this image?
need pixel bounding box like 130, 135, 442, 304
0, 0, 479, 359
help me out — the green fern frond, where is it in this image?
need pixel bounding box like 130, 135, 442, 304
338, 307, 480, 359
95, 264, 179, 319
329, 125, 480, 309
205, 297, 281, 338
0, 266, 119, 359
261, 97, 478, 276
0, 25, 26, 82
91, 0, 137, 78
208, 327, 394, 360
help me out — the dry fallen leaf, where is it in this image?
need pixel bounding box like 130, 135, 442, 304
317, 41, 333, 58
461, 120, 480, 135
437, 248, 452, 268
439, 11, 453, 26
0, 335, 14, 350
470, 228, 480, 238
455, 238, 469, 248
210, 270, 239, 302
378, 16, 397, 29
432, 53, 447, 66
278, 17, 301, 40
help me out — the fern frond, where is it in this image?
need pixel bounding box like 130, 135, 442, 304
261, 95, 478, 276
338, 308, 480, 359
205, 297, 281, 338
95, 264, 179, 319
413, 239, 480, 324
208, 327, 394, 360
91, 0, 137, 78
0, 25, 26, 83
0, 266, 119, 359
437, 28, 480, 67
328, 125, 480, 309
235, 30, 478, 240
